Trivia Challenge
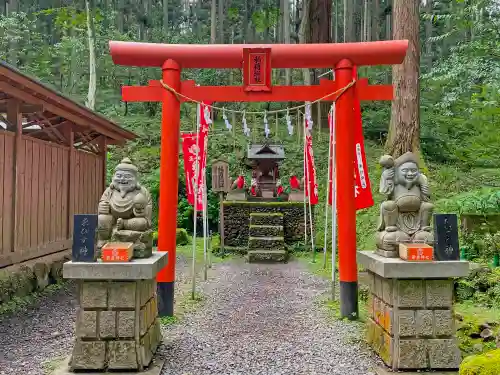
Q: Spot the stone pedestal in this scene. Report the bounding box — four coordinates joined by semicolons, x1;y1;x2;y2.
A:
358;251;469;372
63;252;167;372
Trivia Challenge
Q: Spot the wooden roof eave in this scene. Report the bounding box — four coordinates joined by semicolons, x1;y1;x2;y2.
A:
0;62;136;144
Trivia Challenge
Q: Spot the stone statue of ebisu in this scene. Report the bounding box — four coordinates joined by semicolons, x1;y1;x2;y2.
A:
97;158;153;258
376;152;434;257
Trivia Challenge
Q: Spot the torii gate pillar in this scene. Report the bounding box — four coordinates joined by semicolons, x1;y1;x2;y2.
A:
334;59;358;318
156;60;181;316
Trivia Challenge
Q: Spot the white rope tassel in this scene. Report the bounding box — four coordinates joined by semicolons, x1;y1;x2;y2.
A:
305;102;313;131
242;111;250;137
222;108;232;131
286;109;293;136
203;102;212;125
264;111;270;138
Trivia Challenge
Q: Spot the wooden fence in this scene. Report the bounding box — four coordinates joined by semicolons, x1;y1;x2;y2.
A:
0;130;105;267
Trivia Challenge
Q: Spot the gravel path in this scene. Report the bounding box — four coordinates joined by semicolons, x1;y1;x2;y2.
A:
0;283;77;375
160;258;377;375
0;254;190;375
0;256;376;375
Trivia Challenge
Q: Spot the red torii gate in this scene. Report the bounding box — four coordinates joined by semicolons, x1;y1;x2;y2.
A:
109;40;408;319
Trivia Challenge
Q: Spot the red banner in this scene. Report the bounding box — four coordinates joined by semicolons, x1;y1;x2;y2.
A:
304;113;319;205
328;67;373;210
181;103;212;211
352;68;373;210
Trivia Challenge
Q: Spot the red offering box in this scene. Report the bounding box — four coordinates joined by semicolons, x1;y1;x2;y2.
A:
399;243;434;262
101;242;134;262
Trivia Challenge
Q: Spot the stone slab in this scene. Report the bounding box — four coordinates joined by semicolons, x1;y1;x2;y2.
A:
63;251;168;280
375;367;458;375
52;357;165;375
358;251;469;279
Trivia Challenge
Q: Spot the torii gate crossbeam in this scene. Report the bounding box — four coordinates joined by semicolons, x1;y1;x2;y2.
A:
109;40;408;320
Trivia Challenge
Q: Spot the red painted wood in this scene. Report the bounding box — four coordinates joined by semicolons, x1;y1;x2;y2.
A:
156;60;182;284
122;78;393;103
109;40;408;69
335;60;358;284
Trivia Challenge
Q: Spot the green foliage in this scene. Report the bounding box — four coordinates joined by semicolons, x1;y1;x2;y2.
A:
455;266;500;308
421;0;500;166
440;189;500;215
175;228;190;246
460;349;500;375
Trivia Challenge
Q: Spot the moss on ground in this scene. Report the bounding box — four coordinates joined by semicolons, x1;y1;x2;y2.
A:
459;349;500;375
0;282;67;317
455;302;500;356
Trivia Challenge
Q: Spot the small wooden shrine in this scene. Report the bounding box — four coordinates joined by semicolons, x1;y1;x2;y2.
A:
246;144;285;199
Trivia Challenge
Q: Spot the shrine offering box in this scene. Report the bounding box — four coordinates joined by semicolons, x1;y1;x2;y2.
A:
399;243;434;261
101;242;134;262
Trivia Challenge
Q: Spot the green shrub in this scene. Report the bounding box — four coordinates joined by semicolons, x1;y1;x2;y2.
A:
459;349;500;375
455;266;500;308
176;228;190;245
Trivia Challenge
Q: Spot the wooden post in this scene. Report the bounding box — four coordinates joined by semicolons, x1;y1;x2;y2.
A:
219;191;225;252
62;125;75;238
7;99;22;253
97;136;107;192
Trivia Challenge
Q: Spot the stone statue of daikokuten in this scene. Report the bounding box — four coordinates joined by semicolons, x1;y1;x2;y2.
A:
97;158;153;259
376;152;434;257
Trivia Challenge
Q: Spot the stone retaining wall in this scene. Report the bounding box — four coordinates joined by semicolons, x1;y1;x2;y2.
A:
366;272;461;370
223;201;313;247
0;250;71;306
71;279;161;371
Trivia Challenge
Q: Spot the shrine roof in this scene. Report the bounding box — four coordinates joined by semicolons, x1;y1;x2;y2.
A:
0;61;136;146
247;144;285;160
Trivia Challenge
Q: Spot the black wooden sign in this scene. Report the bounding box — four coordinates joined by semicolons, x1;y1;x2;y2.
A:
433;213;460;261
72;214;98;262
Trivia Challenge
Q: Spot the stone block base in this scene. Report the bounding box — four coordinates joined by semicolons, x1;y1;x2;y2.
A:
70;278;162;371
359;251;467;371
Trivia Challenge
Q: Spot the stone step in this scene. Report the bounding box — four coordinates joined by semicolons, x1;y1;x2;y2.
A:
248;236;284;250
249;225;284;238
247;250;288;263
249;212;283;226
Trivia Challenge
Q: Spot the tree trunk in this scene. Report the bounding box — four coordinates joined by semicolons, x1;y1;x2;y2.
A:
218;0;224;43
309;0;331;85
298;0;311;85
85;0;97;110
144;0;152;39
372;0;379;40
210;0;217;43
117;0;125;32
163;0;169;31
364;0;371;41
284;0;291;85
344;0;354;42
385;0;420;159
385;0;391;40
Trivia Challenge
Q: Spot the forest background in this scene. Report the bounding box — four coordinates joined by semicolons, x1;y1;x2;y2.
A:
0;0;499;246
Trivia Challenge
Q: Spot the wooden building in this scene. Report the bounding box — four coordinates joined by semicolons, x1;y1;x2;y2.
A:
0;62;136;268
